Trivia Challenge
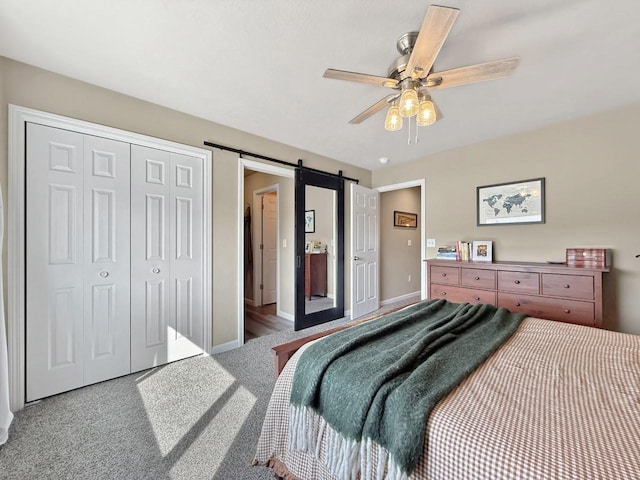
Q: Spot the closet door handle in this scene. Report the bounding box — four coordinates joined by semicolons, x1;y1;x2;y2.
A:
353;256;360;261
152;267;160;274
100;271;109;278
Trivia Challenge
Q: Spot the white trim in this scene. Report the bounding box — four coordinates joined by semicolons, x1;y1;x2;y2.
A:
380;291;421;306
209;340;242;355
375;179;427;301
7;105;212;411
238;158;294;347
277;310;295;322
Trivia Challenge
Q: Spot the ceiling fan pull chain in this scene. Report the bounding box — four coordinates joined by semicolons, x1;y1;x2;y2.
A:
415;118;420;144
407;116;412;145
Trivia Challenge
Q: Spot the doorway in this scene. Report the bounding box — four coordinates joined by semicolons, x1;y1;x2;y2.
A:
240;160;295;344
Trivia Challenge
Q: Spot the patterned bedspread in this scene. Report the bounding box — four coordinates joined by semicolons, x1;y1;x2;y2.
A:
254;317;640;480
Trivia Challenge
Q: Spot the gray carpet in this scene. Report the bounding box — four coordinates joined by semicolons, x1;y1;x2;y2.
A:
0;299;417;480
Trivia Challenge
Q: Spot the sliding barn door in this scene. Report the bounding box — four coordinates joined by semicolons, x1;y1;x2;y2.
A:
130;145;204;372
26;124;131;401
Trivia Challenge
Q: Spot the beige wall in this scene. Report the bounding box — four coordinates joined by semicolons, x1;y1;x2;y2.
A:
373;104;640;335
380;187;421;301
0;57;371;347
243;172;295;316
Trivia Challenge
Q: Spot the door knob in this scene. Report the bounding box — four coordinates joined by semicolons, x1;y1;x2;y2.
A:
99;271;109;278
353;256;360;261
152;267;160;274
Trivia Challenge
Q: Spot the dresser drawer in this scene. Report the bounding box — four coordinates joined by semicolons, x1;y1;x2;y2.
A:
431;285;497;305
498;293;595;327
461;268;496;290
430;266;459;285
542;274;594;300
498;271;539;294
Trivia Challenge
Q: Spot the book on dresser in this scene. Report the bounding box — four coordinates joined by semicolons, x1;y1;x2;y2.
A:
426;259;610;328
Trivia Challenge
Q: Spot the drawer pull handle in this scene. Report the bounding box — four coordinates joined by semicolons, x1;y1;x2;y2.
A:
564;309;571;314
474;276;480;280
514;280;520;284
441;292;446;296
474;296;480;301
441;273;447;277
515;302;521;307
564;284;570;288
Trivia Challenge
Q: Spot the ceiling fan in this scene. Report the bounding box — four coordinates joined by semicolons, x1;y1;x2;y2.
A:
323;5;519;131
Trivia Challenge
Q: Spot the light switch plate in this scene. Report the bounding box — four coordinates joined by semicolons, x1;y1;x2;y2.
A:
427;238;436;247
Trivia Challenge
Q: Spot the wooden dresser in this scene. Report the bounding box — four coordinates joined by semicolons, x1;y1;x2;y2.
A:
426;259;610;328
305;253;327;300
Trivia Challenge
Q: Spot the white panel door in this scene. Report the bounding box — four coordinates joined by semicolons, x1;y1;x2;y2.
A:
131;146;204;372
262;192;277;305
131;146;171;372
350;184;379;319
26;123;85;401
82;135;131;385
26;125;132;401
169;151;204;361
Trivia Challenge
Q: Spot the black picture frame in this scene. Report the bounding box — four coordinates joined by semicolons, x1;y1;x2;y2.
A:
393;210;418;228
477;178;545;226
304;210;315;233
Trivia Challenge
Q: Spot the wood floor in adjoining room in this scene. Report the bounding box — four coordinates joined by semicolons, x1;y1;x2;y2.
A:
245;303;293;340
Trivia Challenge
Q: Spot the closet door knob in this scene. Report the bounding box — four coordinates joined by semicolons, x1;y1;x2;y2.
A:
152;267;160;274
100;271;109;278
353;256;360;261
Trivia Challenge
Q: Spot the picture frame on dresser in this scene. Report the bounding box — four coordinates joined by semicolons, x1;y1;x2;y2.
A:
472;241;492;262
477;178;545;226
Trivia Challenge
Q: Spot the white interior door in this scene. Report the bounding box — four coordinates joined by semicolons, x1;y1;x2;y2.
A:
350;184;379;319
130;145;203;372
26;124;131;401
170;151;204;361
262;192;277;305
82;135;131;385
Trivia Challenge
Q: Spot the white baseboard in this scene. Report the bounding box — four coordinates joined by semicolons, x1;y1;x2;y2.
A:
209;339;241;355
277;310;295;322
380;291;421;306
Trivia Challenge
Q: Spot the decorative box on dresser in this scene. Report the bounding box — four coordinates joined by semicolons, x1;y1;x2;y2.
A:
427;259;610;328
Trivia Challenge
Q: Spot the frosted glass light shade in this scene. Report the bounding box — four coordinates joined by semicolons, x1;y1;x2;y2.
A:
417;99;436;126
384;105;403;131
398;88;419;117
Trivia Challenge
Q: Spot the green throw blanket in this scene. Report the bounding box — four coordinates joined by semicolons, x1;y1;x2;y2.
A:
289;299;526;480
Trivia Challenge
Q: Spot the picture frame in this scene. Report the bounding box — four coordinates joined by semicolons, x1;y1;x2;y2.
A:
304;210;315;233
472;241;493;262
477;178;545;226
393;210;418;228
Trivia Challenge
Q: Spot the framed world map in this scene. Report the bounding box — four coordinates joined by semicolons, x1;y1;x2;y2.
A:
477;178;545;226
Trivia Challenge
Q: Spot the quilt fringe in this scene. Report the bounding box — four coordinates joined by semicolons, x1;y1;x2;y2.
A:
288;405;409;480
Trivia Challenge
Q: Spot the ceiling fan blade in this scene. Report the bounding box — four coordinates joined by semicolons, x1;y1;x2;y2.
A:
349;94;399;124
324;69;399;88
427;57;520;90
405;5;460;80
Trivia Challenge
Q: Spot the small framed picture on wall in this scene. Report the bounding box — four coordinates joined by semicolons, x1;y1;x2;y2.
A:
472;241;493;262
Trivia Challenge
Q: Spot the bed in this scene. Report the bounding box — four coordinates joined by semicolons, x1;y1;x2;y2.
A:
254;299;640;480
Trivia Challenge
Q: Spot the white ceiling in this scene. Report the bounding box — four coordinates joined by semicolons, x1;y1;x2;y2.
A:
1;0;639;171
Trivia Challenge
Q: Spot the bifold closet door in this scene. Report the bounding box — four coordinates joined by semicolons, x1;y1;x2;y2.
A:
130;145;204;373
26;123;131;402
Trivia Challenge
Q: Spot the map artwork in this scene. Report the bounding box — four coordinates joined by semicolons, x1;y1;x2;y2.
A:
478;179;544;225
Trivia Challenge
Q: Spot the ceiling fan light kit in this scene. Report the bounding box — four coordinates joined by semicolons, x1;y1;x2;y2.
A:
323;4;520;134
